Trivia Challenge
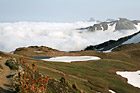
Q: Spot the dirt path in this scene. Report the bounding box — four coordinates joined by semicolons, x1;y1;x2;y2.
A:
37;65;88;82
0;57;15;93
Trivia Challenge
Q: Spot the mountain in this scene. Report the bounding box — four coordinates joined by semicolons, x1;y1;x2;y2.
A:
84;31;140;51
1;43;140;92
88;17;101;23
80;18;140;31
132;20;140;25
88;17;95;22
106;18;115;22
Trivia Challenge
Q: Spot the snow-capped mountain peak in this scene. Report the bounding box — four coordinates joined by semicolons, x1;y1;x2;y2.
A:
81;18;140;31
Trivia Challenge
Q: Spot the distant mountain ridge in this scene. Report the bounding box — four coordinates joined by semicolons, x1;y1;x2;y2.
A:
84;31;140;51
80;18;140;31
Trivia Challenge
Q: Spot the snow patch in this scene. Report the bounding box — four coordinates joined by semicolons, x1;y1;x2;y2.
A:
116;70;140;88
135;23;140;31
42;56;101;63
34;51;43;53
107;23;116;31
100;24;103;31
123;33;140;44
109;90;116;93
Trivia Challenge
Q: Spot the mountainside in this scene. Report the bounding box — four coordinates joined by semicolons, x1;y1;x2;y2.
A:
84;31;140;51
81;18;140;31
1;43;140;92
112;42;140;52
0;53;81;93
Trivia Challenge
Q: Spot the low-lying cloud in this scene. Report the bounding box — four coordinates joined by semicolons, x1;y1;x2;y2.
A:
0;21;138;52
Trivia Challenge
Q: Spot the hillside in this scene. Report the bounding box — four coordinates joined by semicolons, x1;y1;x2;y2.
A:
112;43;140;52
0;52;82;93
13;46;100;57
14;46;72;57
0;43;140;92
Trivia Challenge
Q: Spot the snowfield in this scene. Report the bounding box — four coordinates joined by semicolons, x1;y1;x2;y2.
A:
109;90;116;93
116;70;140;88
42;56;101;63
0;21;139;52
123;33;140;44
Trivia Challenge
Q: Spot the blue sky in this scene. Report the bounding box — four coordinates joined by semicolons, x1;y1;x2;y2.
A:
0;0;140;22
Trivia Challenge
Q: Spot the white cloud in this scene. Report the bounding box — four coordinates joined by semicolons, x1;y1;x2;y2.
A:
0;21;139;52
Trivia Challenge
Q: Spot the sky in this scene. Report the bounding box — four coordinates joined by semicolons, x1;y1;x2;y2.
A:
0;0;140;22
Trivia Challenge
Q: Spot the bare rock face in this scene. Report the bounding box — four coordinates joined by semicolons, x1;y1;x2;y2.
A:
115;18;136;30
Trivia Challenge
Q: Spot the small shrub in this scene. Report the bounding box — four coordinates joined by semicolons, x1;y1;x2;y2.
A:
14;57;50;93
13;57;82;93
5;58;19;70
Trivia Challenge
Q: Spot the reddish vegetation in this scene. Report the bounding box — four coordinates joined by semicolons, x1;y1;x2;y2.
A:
15;57;50;93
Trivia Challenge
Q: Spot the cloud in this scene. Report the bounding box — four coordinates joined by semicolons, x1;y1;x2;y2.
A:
0;21;138;52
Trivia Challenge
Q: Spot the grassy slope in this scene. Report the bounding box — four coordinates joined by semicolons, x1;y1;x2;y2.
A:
0;64;3;69
14;46;84;57
2;43;140;93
